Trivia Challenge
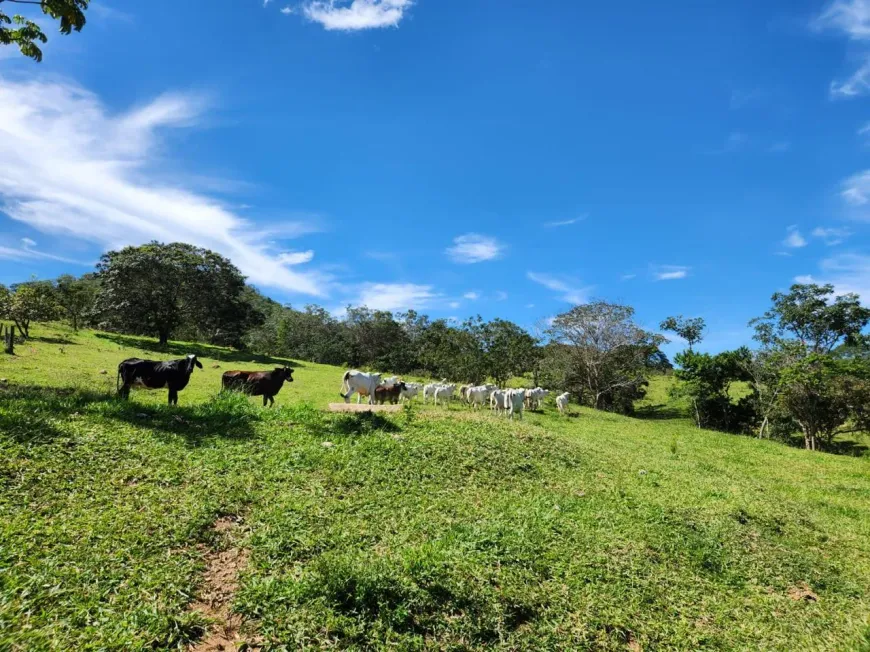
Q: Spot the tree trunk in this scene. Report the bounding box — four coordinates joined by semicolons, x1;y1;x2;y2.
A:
693;399;701;429
158;330;169;346
757;416;768;439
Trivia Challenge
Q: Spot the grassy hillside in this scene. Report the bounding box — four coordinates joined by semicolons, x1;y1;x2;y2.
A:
1;325;869;650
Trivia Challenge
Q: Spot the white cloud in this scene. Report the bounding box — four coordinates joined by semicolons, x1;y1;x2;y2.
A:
812;226;852;245
280;6;295;14
527;272;591;304
860;122;870;138
463;291;479;300
526;303;535;309
544;215;586;228
351;282;436;311
303;0;412;31
783;225;808;248
796;253;870;302
621;273;636;280
21;237;37;248
831;58;870;98
264;0;272;5
495;291;508;301
277;250;314;265
0;77;328;297
813;0;870;40
0;245;88;266
448;301;460;309
841;169;870;208
652;265;690;281
445;233;504;264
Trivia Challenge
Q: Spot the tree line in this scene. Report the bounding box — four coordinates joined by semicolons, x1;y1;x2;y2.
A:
2;241;868;452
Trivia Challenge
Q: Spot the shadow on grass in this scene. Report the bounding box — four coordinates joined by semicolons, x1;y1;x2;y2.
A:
0;383;261;447
634;404;688;421
29;335;78;345
94;333;304;368
331;411;401;436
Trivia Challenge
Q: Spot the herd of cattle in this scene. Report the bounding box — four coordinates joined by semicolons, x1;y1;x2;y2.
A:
340;370;571;419
115;355;571;416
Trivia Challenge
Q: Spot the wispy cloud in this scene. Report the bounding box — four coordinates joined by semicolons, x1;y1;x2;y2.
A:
527;272;592;304
841;170;870;214
621;273;636;281
21;237;37;249
831;57;870;98
812;226;852;245
0;244;89;266
544;214;586;228
813;0;870;40
722;130;748;152
448;301;460;309
351;282;437;311
303;0;412;31
280;6;296;14
495;291;508;301
277;250;315;265
652;265;690;281
796;253;870;302
445;233;504;264
783;225;808;248
0;78;329;297
463;291;479;300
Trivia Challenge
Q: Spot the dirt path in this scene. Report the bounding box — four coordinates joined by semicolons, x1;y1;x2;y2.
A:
188;516;258;651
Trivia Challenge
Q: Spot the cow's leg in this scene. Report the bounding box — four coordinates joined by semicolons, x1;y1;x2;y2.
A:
263;395;268;407
119;383;130;400
168;389;178;405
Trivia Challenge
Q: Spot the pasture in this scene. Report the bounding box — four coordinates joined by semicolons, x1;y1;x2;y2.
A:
1;325;870;650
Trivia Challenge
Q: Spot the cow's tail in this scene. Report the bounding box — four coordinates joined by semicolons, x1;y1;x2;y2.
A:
339;370;351;399
116;363;124;392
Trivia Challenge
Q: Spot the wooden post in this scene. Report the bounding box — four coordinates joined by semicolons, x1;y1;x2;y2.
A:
2;324;13;355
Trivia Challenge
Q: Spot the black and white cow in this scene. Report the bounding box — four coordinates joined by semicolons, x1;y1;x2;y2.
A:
117;354;203;405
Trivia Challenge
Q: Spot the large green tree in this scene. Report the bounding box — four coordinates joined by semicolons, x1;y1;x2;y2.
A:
0;0;88;62
93;242;248;346
750;283;870;451
660;315;706;351
547;301;666;413
54;273;98;331
5;280;59;338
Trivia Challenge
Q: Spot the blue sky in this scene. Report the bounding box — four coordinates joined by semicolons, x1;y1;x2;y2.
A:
1;0;869;357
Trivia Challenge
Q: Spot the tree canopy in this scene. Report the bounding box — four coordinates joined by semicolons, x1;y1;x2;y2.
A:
0;0;88;62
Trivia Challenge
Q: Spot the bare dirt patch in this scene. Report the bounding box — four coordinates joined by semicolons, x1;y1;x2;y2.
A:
188;516;258;652
787;583;819;602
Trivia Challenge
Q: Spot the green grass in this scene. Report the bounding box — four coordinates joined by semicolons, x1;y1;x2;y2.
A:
2;324;870;650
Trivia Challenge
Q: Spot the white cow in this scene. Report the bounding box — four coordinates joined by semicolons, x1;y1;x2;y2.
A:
382;376;400;386
340;370;382;405
467;385;497;410
400;383;421;402
422;383;441;404
556;392;570;415
434;383;457;406
490;389;508;413
526;388;550;410
507;388;526;420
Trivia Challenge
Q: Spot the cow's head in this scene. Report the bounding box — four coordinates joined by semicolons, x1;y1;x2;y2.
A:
277;366;294;382
187;354;203;371
398;382;407;391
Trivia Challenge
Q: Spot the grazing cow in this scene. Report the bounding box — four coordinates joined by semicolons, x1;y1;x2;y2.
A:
423;383;442;404
117;354;203;405
507;389;526;420
467;385;497;410
556;392;570;415
490;389;508;413
340;370;382;405
375;381;407;405
526;388;550;410
434;383;456;406
222;367;294;407
400;383;421;402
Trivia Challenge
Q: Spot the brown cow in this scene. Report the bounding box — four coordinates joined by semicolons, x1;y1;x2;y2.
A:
374;381;407;405
221;367;294;407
